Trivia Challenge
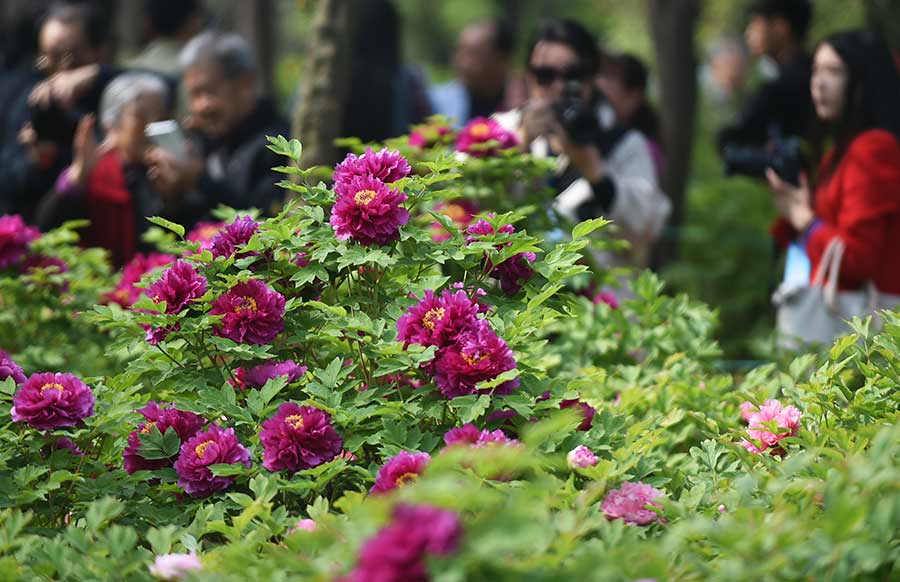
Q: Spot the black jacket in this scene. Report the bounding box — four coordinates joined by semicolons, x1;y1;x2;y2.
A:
194;98;289;215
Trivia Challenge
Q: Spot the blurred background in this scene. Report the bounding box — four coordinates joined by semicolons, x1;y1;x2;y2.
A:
2;0;897;360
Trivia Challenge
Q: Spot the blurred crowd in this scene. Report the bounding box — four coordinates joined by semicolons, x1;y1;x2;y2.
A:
2;0;899;344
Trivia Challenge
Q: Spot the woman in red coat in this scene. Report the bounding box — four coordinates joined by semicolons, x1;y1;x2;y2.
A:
767;30;900;295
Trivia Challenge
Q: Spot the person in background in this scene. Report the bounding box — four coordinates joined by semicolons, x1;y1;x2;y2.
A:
700;37;749;111
430;20;526;128
0;2;118;221
37;72;177;267
718;0;814;153
494;20;670;270
128;0;205;81
341;0;430;142
595;53;665;178
145;31;288;216
768;30;900;299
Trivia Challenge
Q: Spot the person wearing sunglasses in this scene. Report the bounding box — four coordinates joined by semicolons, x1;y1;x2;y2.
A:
494;19;670;270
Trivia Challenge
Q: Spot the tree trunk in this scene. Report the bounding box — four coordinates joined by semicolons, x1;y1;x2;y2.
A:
291;0;352;169
236;0;277;96
648;0;701;269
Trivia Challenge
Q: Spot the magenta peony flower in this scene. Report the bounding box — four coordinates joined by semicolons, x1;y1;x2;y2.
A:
259;403;343;472
455;117;518;157
11;372;94;429
560;398;595;432
0;350;26;385
567;445;598;468
210;279;285;345
173;424;251;497
601;481;664;526
123;402;206;474
229;360;307;390
345;504;461;582
370;451;431;495
105;253;175;307
396;288;483;349
186;221;226;253
433;319;519;399
0;214;40;269
149;553;203;580
20;253;68;275
49;436;84;456
147;261;208;314
210;216;259;259
293;251;310;268
593;290;620;309
466;219;536;295
330;175;409;246
409;122;453;149
740;399;802;454
333;147;411;185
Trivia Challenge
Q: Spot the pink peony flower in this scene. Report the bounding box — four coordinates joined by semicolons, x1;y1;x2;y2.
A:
149;553;203;580
333;147;411;185
0;214;39;269
210;279;285;345
593;290;620;309
345;504;461;582
567;445;598;469
560;398;595;432
186;221;226;253
289;518;317;534
259;403;343;472
740;399;802;455
229;360;307;390
105;253;175;307
455;116;518;157
123;402;206;474
210;215;260;259
370;451;431;495
396;288;483;350
330;175;409;246
466;219;536;295
433;319;519;399
11;372;94;429
443;423;520;448
20;253;67;276
173;424;251;497
0;350;26;385
409;122;453;149
601;481;664;526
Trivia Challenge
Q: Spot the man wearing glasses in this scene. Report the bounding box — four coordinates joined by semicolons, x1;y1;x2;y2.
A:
495;20;670;270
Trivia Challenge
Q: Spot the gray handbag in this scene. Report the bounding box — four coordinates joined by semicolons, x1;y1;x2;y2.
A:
773;237;900;350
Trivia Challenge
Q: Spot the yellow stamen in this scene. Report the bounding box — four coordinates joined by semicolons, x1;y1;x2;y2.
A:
469;123;491;138
40;383;65;395
235;296;258;314
285;414;304;429
395;472;419;487
354;189;377;206
195;441;213;459
140;421;156;434
422;307;445;331
461;352;487;366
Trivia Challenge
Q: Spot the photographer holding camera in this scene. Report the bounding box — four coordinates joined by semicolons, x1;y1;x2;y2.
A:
718;0;814;179
495;20;670;269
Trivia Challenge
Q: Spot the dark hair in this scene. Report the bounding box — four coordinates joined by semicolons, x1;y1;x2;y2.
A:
749;0;813;41
491;20;515;57
41;2;108;50
144;0;201;38
526;19;600;77
602;53;662;147
812;29;900;177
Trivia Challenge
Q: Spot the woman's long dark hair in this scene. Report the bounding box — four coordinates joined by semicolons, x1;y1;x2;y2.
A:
603;53;663;149
812;30;900;178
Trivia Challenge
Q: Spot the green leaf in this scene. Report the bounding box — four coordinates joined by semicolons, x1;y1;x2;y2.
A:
316;357;343;389
137;426;182;460
572;217;610;240
146;216;185;238
448;394;491;424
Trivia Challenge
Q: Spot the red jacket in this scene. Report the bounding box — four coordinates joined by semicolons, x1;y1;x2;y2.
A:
84;150;136;268
772;129;900;293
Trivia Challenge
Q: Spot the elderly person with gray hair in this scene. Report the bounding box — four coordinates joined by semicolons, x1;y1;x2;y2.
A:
144;31;288;215
37;71;185;266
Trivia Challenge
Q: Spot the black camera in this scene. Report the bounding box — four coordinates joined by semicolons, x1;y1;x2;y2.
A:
723;131;805;185
553;81;600;145
29;100;79;145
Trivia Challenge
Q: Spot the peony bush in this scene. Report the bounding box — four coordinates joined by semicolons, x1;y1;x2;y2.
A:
0;134;896;581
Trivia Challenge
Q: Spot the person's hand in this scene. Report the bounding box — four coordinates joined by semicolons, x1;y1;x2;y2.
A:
520;100;559;148
554;132;605;183
29;64;100;110
18;122;59;169
767;168;815;231
145;146;203;205
70;115;103;185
